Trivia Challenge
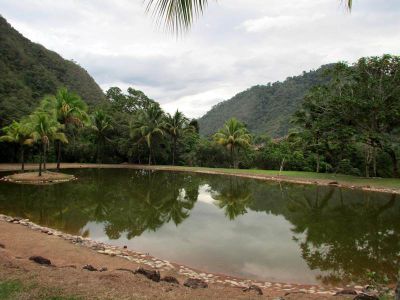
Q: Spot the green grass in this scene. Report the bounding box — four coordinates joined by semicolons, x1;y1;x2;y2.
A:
0;280;23;300
0;279;83;300
155;165;400;190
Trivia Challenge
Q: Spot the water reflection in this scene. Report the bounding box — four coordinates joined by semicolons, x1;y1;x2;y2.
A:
0;169;399;285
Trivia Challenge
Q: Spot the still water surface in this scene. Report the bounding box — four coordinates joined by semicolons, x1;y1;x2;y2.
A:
0;169;399;285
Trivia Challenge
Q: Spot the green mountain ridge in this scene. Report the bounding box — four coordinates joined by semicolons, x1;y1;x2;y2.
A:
198;65;332;138
0;15;105;128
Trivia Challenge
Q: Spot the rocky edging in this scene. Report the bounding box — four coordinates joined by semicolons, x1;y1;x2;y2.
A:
0;213;394;299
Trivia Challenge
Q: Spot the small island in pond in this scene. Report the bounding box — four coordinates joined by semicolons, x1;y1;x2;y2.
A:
1;171;75;185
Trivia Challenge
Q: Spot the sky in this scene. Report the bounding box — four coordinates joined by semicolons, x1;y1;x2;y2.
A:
0;0;399;118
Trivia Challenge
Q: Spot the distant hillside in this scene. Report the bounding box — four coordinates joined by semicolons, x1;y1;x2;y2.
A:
198;66;332;137
0;16;105;127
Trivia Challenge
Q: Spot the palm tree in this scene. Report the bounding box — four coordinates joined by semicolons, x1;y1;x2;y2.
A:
41;88;88;170
91;110;113;163
146;0;353;33
29;112;68;176
0;120;33;172
165;110;189;165
130;104;166;165
214;118;251;168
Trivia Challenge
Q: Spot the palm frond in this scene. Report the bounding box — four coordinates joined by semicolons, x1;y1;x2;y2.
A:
146;0;208;34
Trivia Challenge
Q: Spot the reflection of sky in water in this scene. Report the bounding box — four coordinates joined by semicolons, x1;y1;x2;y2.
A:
82;184;318;284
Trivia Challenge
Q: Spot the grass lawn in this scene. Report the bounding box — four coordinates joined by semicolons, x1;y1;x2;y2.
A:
157;165;400;190
0;279;82;300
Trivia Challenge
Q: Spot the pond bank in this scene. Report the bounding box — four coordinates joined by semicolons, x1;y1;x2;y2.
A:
0;214;364;299
1;163;400;194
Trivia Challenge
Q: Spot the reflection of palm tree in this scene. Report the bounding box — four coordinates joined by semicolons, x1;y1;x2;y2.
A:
287;186;334;234
211;177;253;220
285;187;400;285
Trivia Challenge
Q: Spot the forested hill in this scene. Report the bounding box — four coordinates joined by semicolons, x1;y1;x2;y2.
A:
198;65;332;137
0;16;105;127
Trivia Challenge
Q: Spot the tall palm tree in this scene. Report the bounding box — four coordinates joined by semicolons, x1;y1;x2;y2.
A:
0;120;33;172
214;118;251;168
29;112;68;176
165;110;189;165
130;104;166;165
91;110;113;163
41;88;88;170
146;0;353;33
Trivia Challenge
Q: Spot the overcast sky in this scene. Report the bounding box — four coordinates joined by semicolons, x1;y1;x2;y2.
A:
1;0;399;118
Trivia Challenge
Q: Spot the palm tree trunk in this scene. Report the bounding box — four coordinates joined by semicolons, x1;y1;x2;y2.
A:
39;147;43;177
43;143;47;172
148;149;152;165
172;138;177;165
57;140;62;170
20;146;24;173
230;146;234;168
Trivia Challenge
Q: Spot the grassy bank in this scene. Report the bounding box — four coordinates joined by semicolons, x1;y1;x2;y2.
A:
149;165;400;190
1;163;400;191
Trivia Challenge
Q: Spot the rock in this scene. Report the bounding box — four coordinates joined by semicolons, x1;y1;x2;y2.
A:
184;278;208;289
99;267;108;272
329;181;339;185
123;245;127;249
243;285;263;295
161;276;180;285
83;264;98;271
116;268;135;274
134;267;160;282
353;293;379;300
335;289;358;296
0;243;4;249
362;286;378;294
29;256;51;265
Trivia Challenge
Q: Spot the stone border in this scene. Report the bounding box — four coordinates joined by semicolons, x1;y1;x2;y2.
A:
0;213;378;296
0;174;76;185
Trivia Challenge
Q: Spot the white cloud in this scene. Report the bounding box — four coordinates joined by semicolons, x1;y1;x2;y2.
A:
240;14;325;32
0;0;399;118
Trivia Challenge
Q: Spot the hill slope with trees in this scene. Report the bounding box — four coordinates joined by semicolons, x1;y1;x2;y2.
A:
198;66;332;137
0;15;105;128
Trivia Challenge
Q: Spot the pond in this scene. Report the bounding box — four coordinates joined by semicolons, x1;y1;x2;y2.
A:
0;168;399;286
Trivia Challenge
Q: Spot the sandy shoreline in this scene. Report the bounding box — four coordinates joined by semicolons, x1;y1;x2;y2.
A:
0;214;362;299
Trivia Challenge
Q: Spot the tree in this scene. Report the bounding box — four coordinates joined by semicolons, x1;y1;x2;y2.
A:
214;118;252;168
0;120;32;172
165;110;189;165
41;88;88;170
91;110;113;163
29;112;68;176
106;87;156;113
146;0;353;33
130;103;166;165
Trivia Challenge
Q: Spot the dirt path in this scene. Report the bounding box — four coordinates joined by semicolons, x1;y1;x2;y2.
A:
0;219;350;300
0;163;399;194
